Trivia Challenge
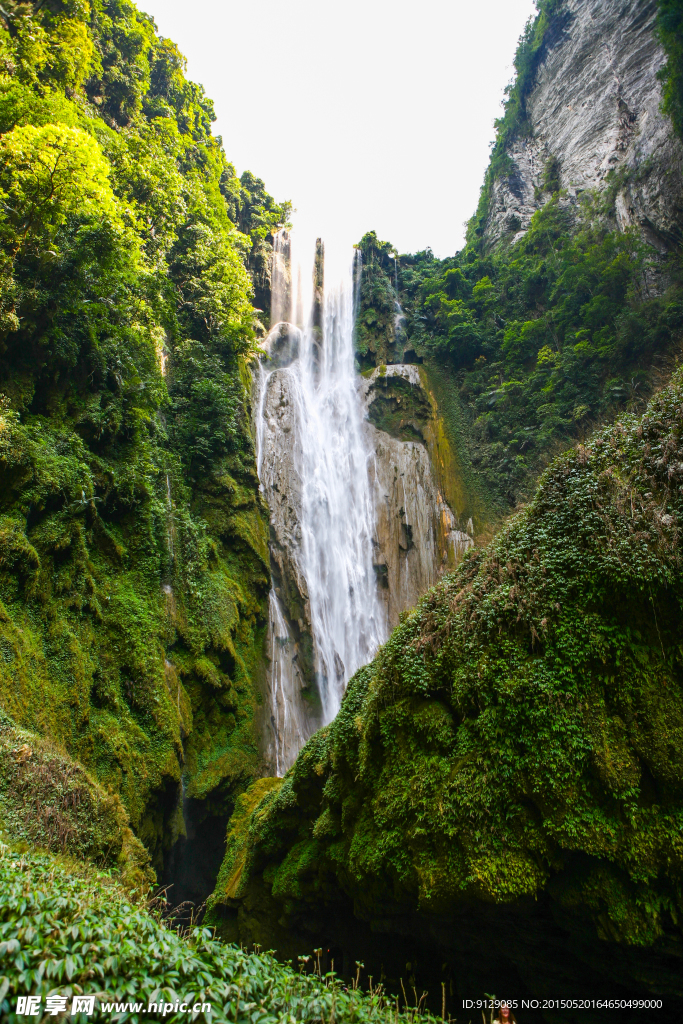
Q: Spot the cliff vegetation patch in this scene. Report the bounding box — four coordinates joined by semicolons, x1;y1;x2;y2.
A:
208;368;683;1009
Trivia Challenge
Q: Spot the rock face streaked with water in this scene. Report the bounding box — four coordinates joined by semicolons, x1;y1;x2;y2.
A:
254;235;472;773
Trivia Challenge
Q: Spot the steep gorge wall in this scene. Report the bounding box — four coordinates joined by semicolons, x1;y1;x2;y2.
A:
209;365;683;1017
0;0;287;902
484;0;683;249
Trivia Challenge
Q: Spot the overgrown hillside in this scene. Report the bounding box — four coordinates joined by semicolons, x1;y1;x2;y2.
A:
0;0;288;887
208;366;683;1014
358;197;683;509
398;196;683;507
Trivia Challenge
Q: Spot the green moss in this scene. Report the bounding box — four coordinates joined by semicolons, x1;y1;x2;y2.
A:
0;708;154;891
419;364;501;540
211;370;683;997
367;374;431;442
0;0;277;877
210;777;283;903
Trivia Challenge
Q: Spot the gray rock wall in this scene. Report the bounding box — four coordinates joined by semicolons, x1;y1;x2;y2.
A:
485;0;683;250
256;362;474;691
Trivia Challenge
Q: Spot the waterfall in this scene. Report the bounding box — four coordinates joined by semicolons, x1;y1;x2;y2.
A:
256;230;385;773
390;252;406;346
266;590;307;778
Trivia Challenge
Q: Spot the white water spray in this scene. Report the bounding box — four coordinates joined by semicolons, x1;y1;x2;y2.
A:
256;230;385;772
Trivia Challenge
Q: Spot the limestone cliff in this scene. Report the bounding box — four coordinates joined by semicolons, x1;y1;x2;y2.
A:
361;365;473;629
483;0;683;250
254;339;316;717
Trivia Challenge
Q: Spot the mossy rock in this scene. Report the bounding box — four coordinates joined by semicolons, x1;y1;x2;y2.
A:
0;708;154;892
209;370;683;1011
367;374;431;443
0;399;270;877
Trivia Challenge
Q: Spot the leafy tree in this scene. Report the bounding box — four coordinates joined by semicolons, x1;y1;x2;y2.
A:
0;123;121;253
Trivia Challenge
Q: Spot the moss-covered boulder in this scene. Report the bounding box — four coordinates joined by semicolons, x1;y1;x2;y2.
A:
207;370;683;1014
0;709;154;891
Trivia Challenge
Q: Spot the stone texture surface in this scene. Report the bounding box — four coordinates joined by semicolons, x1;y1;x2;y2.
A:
360;365;473;630
255;366;313;684
485;0;683;250
255;362;474;665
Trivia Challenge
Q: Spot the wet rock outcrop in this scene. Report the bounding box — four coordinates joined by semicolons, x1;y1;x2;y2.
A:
256;367;309;651
361;365;473;629
254;358;316;703
484;0;683;250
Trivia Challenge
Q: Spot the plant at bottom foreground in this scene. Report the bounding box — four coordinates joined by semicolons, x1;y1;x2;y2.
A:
0;845;442;1024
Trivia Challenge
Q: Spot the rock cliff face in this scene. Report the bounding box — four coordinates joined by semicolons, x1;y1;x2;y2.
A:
361;365;473;629
254;356;474;746
254;351;318;771
485;0;683;249
255;357;312;677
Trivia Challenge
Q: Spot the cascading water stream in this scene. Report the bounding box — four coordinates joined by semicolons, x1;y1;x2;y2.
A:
265;589;302;779
389;252;407;345
256;230;385;773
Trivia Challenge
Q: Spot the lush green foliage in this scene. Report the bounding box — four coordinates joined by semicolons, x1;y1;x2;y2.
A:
0;0;288;871
0;843;441;1023
354;232;401;369
391;195;683;505
209;371;683;1000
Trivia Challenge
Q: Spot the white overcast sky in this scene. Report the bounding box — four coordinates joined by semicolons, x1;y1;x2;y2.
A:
141;0;538;257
